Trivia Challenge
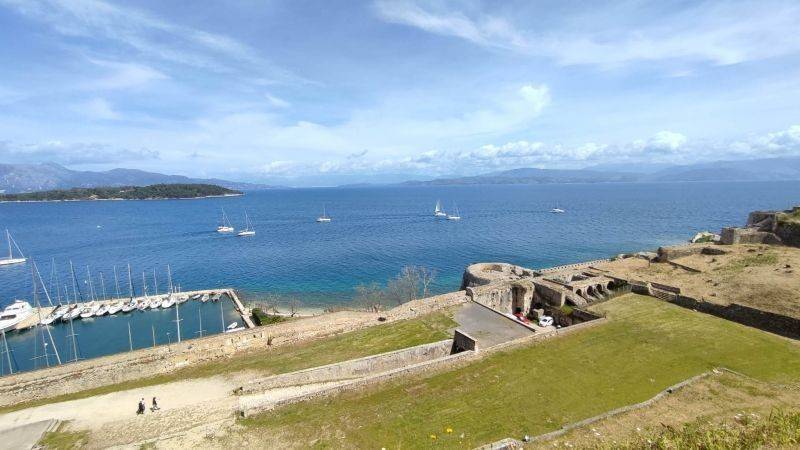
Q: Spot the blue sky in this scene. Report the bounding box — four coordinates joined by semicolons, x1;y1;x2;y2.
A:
0;0;799;186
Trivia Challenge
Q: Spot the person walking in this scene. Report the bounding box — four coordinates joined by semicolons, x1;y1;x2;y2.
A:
151;397;160;411
137;398;145;415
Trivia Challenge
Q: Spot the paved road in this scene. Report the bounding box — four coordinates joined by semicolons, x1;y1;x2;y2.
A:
454;303;534;348
0;419;55;450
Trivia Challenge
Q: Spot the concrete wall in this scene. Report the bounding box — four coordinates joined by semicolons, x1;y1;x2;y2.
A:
452;329;477;353
0;291;468;408
466;282;535;314
238;340;453;394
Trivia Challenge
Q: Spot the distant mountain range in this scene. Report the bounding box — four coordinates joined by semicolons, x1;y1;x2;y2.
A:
403;156;800;186
0;163;277;193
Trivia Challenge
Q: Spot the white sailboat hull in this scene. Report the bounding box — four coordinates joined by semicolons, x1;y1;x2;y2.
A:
237;230;255;236
217;226;234;233
316;217;331;223
0;257;26;266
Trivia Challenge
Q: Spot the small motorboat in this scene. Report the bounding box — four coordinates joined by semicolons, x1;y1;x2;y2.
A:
211;293;222;302
176;295;189;304
200;294;209;303
189;294;202;301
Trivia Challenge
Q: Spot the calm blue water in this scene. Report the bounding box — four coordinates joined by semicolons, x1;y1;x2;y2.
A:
1;181;799;374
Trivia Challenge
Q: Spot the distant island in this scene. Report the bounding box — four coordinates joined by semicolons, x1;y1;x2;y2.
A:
0;183;242;202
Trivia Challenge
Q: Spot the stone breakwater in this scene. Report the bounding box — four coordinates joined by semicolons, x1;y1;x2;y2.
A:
0;292;468;408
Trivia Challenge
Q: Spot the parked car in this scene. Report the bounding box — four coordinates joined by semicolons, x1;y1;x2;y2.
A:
538;315;554;327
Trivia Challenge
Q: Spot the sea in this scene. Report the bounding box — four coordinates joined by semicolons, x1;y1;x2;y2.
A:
1;181;799;374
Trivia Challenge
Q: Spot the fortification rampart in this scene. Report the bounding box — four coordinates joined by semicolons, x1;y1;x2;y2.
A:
0;291;468;408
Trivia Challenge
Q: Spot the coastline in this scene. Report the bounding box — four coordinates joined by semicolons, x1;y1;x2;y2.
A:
0;193;244;204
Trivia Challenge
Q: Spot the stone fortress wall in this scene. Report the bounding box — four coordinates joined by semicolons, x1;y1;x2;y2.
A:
0;291;468;408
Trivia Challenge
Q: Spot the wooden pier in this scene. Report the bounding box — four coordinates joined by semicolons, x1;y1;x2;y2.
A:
14;288;255;331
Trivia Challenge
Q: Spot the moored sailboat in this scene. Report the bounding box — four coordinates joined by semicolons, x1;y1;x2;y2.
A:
0;230;26;266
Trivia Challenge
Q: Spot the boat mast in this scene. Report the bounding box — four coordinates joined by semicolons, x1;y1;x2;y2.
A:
220;300;225;332
99;272;108;301
33;261;62;365
153;268;158;295
1;329;12;375
113;266;121;299
86;266;97;301
127;264;134;300
5;229;11;259
69;260;82;302
142;272;148;299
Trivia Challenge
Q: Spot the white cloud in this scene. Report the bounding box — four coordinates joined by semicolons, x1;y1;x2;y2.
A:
373;0;800;67
73;98;120;120
0;139;159;164
264;93;291;108
0;0;294;80
88;59;168;90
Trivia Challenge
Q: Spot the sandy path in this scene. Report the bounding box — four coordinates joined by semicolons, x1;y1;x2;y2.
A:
0;376;237;431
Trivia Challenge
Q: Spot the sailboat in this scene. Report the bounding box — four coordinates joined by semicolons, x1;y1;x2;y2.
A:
217;208;235;233
550;204;565;213
0;230;26;266
434;200;447;217
446;205;461;221
237;212;256;236
316;205;332;223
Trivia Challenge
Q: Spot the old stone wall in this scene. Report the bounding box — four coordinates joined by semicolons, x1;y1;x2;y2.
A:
0;291;468;408
238;339;453;394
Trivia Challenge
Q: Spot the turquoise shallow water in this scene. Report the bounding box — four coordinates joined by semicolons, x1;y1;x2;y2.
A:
1;181;799;374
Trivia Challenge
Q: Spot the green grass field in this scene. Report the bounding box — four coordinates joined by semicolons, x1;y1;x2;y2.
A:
1;310;457;414
241;294;800;449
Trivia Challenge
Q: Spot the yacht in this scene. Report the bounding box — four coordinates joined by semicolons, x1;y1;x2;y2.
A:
107;301;124;315
161;296;175;309
434;200;447;217
316;205;332;223
94;304;109;317
136;300;149;311
446;205;462;221
550;207;565;214
79;303;100;319
40;304;69;326
121;300;137;313
217;208;235;233
62;305;80;322
0;300;33;333
149;297;163;309
237;212;255;236
0;230;26;266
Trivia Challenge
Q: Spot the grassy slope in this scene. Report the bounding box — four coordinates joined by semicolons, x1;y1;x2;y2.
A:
1;310;457;414
242;294;800;449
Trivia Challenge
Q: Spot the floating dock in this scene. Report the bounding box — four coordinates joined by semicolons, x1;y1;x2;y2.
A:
14;288;254;331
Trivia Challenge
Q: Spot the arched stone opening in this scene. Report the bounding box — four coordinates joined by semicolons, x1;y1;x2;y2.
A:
511;285;528;315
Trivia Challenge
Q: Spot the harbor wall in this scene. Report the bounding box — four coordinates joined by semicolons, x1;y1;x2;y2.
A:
0;291;468;408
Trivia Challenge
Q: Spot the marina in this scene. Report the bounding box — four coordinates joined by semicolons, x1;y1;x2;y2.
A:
0;288;252;375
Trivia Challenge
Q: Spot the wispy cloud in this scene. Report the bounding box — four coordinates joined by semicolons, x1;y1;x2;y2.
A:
373;0;800;67
0;139;159;165
0;0;295;81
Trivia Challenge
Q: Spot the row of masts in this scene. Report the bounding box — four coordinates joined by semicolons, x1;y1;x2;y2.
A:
0;259;229;376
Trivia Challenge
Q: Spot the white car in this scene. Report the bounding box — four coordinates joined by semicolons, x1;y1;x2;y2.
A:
538;315;554;327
